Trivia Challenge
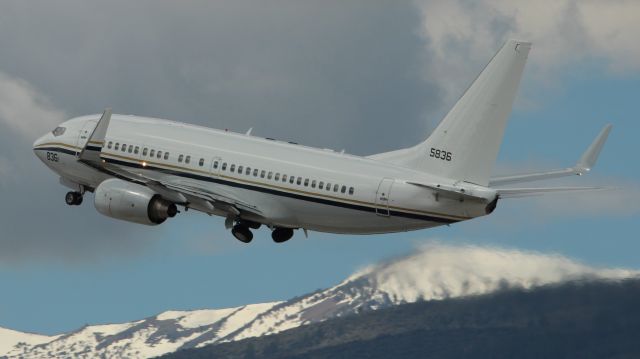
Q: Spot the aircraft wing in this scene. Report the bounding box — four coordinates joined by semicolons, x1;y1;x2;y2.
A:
78;108;112;162
489;124;612;186
495;186;605;198
100;162;264;218
77;109;264;219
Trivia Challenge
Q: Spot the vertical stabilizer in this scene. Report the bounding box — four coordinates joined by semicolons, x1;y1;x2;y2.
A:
369;40;531;186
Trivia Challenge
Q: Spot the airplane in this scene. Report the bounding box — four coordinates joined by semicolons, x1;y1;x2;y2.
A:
33;40;612;244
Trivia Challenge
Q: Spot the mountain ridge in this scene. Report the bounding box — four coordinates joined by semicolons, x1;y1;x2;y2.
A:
2;243;637;358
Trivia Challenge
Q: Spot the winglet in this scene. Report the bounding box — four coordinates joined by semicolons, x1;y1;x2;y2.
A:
576;124;612;173
78;108;112;162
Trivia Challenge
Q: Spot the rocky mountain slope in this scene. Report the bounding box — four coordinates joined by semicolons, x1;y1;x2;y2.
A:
1;243;636;359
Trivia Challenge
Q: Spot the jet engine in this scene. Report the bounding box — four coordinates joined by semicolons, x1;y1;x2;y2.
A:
94;179;177;225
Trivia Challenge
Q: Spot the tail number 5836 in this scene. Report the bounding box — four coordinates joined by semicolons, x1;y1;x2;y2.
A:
429;148;452;161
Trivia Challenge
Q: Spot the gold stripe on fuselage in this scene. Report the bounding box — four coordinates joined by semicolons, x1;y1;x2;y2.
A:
101;152;470;221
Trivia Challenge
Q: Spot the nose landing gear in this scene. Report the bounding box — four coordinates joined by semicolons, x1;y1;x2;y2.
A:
65;191;83;206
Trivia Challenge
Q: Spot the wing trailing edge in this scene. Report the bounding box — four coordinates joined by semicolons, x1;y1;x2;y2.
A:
489;124;612;186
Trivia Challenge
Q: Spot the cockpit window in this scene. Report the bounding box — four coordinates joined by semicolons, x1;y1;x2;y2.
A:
52;126;66;137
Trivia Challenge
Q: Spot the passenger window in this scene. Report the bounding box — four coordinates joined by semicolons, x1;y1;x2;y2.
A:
289;176;295;184
334;184;339;192
157;151;162;159
319;181;324;190
107;141;113;149
213;161;219;169
143;148;148;156
150;149;155;157
165;152;170;160
179;155;184;163
260;170;265;178
245;167;251;175
253;169;258;177
304;179;309;187
121;143;127;152
275;173;280;181
222;163;227;171
129;145;134;153
115;143;120;151
185;156;190;164
341;185;346;194
311;180;316;188
134;146;139;154
326;183;331;191
282;174;287;182
268;172;273;180
238;166;243;174
199;158;205;167
349;187;354;195
230;164;236;173
296;177;302;185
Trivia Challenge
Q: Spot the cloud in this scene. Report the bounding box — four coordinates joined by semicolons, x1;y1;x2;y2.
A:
413;0;640;102
347;242;637;303
0;1;636;264
0;71;66;139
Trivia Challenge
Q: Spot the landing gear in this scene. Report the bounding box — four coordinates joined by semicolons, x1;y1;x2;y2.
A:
272;228;294;243
65;191;83;206
239;220;261;230
232;224;253;243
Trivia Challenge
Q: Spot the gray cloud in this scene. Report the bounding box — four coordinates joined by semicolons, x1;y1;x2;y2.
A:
0;0;444;262
0;0;443;154
1;1;638;263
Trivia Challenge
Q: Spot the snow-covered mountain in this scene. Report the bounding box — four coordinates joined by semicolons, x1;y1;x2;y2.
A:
0;328;57;356
2;243;636;359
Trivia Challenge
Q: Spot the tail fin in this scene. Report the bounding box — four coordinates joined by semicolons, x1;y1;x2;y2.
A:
369;40;531;186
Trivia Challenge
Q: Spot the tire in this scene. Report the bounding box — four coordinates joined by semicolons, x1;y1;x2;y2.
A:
272;228;294;243
65;192;81;206
232;225;253;243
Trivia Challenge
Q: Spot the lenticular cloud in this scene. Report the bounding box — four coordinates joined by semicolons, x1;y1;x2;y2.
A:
345;242;638;304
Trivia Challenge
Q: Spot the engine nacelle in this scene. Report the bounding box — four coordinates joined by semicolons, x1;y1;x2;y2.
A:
94;179;177;225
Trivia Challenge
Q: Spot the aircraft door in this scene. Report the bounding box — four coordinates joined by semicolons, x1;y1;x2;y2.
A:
76;120;98;148
375;178;394;216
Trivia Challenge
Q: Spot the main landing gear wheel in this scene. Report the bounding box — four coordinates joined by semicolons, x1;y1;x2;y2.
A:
232;224;253;243
272;228;294;243
65;191;83;206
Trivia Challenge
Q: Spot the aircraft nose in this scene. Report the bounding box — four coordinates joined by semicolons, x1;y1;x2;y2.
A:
33;133;49;151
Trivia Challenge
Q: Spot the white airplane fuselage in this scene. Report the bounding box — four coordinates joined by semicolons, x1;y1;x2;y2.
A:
33;115;490;234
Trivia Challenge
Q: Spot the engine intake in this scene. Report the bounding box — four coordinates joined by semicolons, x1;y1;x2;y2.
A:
94;179;177;225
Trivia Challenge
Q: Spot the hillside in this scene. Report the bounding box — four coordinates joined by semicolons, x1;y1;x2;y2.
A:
161;278;640;359
1;244;636;358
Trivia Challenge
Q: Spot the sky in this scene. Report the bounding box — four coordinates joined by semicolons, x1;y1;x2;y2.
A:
0;0;638;335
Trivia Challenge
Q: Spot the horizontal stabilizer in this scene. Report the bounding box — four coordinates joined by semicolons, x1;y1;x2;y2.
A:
407;181;497;202
489;124;612;186
496;186;604;198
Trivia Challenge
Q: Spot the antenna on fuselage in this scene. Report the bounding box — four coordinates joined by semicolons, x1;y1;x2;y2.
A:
245;128;253;136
